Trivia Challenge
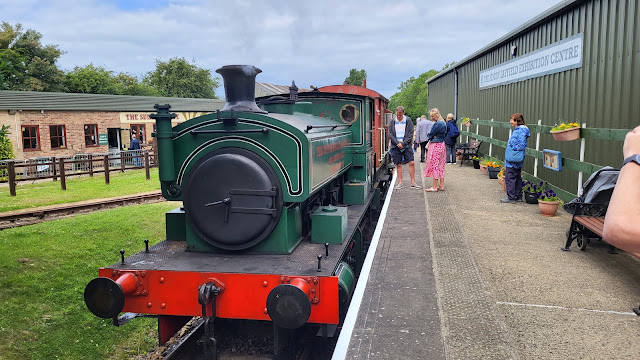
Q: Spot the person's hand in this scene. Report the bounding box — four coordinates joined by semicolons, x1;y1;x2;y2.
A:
397;143;404;149
623;125;640;158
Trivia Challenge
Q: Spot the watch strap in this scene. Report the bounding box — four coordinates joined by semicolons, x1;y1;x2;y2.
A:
621;154;640;168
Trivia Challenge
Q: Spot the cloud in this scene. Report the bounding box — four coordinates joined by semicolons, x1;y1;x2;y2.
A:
2;0;562;98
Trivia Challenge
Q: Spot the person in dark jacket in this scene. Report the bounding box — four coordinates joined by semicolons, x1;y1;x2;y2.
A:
423;108;447;192
388;106;420;190
501;113;530;203
444;113;460;164
130;134;142;167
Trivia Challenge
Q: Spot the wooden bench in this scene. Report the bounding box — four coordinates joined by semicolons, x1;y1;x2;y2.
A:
456;139;482;166
562;203;617;253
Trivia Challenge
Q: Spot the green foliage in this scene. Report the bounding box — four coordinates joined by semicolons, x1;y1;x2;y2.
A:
0;124;14;160
389;69;438;121
144;57;220;99
0;201;177;359
0;22;66;92
344;68;367;86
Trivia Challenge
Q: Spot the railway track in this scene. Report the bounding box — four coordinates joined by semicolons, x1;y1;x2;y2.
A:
151;317;334;360
0;191;165;230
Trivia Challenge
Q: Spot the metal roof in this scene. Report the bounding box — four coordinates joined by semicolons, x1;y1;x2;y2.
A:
427;0;585;83
255;82;311;97
0;90;225;112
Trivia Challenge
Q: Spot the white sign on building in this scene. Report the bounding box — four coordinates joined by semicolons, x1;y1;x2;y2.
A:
479;33;583;89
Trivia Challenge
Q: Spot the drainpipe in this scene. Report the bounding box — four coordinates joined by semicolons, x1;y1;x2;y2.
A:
454;68;458;120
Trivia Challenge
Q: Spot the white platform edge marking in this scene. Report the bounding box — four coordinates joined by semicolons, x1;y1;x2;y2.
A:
331;171;397;360
496;301;637;316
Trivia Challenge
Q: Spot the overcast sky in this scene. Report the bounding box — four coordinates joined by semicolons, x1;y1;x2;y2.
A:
2;0;562;99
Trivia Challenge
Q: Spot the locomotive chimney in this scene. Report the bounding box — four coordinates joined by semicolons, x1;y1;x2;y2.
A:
216;65;267;114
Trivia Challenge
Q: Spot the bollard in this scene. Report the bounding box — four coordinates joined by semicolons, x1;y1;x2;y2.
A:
104;155;110;185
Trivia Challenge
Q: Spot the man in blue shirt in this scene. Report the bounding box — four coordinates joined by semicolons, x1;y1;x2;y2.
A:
415;115;434;162
388;106;420;190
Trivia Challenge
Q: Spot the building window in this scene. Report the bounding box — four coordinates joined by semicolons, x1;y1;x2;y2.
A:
131;124;146;143
84;124;98;147
50;125;67;149
22;125;40;151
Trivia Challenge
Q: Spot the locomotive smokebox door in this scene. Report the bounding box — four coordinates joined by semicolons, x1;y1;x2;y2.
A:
184;147;283;250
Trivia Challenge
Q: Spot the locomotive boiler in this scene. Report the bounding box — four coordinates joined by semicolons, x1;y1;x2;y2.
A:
83;65;391;356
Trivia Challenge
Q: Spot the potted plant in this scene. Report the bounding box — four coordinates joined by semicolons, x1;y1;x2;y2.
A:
472;156;481;169
486;161;501;179
550;122;580;141
538;189;562;216
461;117;471;128
497;167;506;192
522;180;544;204
479;159;489;176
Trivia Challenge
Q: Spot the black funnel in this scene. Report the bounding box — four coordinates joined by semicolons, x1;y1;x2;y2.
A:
216;65;267;114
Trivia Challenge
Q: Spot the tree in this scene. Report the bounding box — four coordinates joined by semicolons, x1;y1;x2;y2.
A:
389;69;438;121
0;22;66;92
0;125;14;160
144;57;220;99
344;69;367;86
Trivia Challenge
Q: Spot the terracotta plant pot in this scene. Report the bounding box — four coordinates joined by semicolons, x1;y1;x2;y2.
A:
498;176;506;192
464;122;471;128
473;160;480;169
480;164;488;176
487;167;500;179
538;200;560;216
550;127;580;141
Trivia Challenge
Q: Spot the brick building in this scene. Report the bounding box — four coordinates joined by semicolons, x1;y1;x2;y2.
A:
0;91;224;160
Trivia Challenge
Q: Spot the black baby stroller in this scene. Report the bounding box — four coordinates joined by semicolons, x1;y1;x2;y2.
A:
561;166;619;252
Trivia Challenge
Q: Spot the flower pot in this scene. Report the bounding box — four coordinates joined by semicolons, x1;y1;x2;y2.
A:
472;160;480;169
498;176;506;192
550;127;580;141
538;200;560;216
464;122;471;128
480;164;488;176
487;167;500;179
523;191;539;204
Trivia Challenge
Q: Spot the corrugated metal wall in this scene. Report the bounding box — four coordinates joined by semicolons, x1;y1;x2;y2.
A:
428;0;640;195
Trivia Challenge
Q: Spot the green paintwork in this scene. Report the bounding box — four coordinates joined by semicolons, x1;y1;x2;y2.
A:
165;207;186;241
311;205;348;244
186;205;303;254
342;180;368;205
335;261;355;301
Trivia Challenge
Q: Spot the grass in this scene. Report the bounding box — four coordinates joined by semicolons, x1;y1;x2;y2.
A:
0;168;161;213
0;201;180;360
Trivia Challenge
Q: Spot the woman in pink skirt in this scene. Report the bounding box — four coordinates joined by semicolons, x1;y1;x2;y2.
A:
424;108;448;192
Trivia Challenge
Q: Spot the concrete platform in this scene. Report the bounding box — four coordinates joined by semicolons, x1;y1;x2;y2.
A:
343;160;640;359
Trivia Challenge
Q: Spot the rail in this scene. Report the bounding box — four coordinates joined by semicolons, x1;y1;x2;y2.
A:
0;150;157;196
460;118;630;201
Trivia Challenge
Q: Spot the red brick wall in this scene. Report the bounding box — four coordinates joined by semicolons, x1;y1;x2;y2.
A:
17;110;120;159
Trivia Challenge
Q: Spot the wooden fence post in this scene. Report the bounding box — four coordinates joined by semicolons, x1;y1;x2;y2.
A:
51;156;57;181
8;161;16;196
59;158;66;191
88;154;94;177
145;151;150;180
120;152;125;172
104;155;110;185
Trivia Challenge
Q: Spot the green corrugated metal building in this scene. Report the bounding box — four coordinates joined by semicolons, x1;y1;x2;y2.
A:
427;0;639;197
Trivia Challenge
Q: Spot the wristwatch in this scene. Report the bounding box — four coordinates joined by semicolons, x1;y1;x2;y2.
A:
621;154;640;168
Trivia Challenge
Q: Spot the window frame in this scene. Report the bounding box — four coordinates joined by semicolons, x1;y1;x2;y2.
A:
49;124;67;150
130;124;146;144
22;125;41;151
84;124;99;147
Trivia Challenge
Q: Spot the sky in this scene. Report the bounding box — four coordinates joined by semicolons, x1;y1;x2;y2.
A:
1;0;563;99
